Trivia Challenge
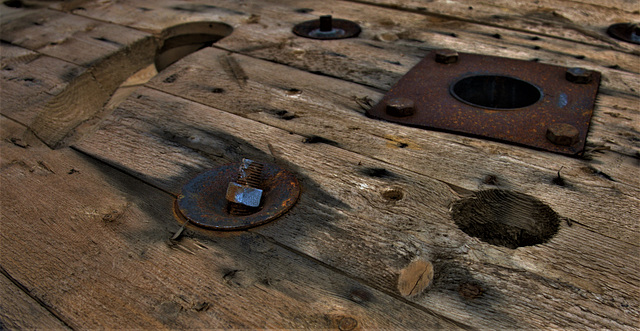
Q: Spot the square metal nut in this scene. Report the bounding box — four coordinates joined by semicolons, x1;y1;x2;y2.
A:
226;182;263;207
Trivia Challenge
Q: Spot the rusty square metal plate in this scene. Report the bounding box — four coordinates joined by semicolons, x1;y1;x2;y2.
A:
366;50;601;155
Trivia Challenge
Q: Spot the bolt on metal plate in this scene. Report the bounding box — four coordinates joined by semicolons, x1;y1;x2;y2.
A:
366;50;601;155
175;160;300;230
293;15;361;40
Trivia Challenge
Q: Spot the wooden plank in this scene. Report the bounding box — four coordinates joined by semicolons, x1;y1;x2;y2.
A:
143;48;640;244
64;0;640;158
2;1;638;329
74;86;639;329
0;49;84;125
0;116;460;329
1;8;156;91
347;0;640;52
0;271;69;330
1;7;157;148
66;0;640;89
1;8;147;67
60;0;640;54
50;0;251;34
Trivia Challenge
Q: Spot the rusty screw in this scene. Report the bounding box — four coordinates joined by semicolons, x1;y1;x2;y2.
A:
565;67;593;84
435;49;459;64
385;97;415;117
546;123;579;146
226;159;264;215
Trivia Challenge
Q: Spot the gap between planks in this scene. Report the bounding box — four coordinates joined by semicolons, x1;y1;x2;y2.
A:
0;266;72;330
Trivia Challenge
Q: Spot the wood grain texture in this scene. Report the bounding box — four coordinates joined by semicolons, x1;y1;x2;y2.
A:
397;259;434;297
74;86;639;329
348;0;640;52
66;0;639;160
0;45;84;125
68;0;640;89
2;0;639;329
144;48;639;245
1;6;157;148
0;271;69;330
0;116;461;330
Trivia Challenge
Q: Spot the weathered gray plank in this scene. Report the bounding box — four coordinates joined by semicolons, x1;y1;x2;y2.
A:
63;0;640;160
2;1;638;329
66;0;640;91
0;44;83;125
74;86;640;329
144;48;640;245
347;0;640;52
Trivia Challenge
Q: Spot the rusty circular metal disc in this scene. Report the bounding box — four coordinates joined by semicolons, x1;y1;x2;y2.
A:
175;162;300;230
607;23;640;45
292;18;361;40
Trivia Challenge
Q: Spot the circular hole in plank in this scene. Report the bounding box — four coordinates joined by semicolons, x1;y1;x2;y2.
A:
450;75;542;110
155;21;233;71
451;189;560;248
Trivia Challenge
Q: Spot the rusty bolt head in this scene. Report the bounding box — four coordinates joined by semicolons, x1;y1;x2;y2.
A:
546;123;579;146
565;67;593;84
385;97;415;117
435;49;459;64
226;182;263;207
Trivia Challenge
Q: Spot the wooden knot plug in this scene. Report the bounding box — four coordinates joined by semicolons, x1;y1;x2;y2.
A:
397;259;434;297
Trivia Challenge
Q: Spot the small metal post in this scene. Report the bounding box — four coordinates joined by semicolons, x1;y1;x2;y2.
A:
319;15;333;32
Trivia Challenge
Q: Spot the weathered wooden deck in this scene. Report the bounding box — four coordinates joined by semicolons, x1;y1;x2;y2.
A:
1;0;639;329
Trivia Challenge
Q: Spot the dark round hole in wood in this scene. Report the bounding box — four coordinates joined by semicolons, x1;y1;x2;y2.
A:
381;187;404;201
450;75;542;110
451;189;560;248
155;21;233;71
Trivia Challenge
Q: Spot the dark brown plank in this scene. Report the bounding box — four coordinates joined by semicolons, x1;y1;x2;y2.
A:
0;270;69;330
74;86;640;329
0;116;460;329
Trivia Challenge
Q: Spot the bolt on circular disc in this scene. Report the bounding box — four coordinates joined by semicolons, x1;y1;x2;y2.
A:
175;162;300;230
293;17;361;40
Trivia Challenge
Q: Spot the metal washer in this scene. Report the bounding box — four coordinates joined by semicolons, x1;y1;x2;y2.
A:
293;17;361;40
175;162;300;230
